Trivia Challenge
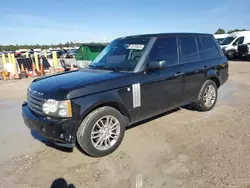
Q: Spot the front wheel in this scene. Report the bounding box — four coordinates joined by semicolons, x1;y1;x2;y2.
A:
77;106;125;157
193;80;218;112
227;51;234;60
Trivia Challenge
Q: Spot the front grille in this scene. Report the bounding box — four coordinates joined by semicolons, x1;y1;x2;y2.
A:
27;92;45;116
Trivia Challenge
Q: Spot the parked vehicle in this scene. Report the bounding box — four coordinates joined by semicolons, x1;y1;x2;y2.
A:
15;51;27;57
214;34;229;44
28;50;35;58
45;50;52;58
22;33;229;157
238;43;250;60
66;49;77;58
220;31;250;60
47;50;67;58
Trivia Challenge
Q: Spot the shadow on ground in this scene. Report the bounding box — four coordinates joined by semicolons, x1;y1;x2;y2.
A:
50;178;75;188
127;107;181;130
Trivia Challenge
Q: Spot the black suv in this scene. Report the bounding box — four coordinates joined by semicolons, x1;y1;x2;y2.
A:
22;33;229;157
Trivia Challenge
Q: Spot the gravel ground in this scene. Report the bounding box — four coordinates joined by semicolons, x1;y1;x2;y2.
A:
1;61;250;188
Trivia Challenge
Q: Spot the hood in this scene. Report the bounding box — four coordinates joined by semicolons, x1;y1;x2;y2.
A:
30;69;138;100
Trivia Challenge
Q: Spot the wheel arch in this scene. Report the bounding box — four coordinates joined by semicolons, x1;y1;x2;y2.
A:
208;76;220;88
80;100;131;127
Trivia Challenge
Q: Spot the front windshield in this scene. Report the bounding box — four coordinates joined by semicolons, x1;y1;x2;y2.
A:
217;38;225;43
91;37;150;71
221;36;236;45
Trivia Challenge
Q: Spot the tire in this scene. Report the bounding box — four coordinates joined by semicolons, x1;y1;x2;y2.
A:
193;80;218;112
227;51;234;60
77;106;125;157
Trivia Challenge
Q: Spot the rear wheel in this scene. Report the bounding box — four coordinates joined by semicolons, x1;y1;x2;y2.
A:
193;80;218;112
77;106;125;157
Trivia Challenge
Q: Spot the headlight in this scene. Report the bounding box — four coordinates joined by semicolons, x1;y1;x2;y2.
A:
42;99;72;117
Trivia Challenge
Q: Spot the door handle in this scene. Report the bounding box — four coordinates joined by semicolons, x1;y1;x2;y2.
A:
203;66;208;70
175;72;184;77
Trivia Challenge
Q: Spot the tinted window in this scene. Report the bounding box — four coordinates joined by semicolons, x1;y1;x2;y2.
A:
221;37;236;45
197;37;203;52
179;36;198;62
200;36;220;59
149;37;178;66
89;46;106;52
233;37;244;45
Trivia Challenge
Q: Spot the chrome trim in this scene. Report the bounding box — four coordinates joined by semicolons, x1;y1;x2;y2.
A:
132;83;141;108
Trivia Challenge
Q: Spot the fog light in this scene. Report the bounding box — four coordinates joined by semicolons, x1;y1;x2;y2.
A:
58;109;67;117
60;133;64;139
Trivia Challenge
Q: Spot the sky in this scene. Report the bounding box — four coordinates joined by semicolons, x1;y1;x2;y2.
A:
0;0;249;45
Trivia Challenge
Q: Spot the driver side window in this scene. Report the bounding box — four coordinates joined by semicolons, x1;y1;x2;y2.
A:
149;37;178;66
233;37;244;45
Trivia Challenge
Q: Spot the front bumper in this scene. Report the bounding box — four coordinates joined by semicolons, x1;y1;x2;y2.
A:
221;74;229;86
22;102;76;147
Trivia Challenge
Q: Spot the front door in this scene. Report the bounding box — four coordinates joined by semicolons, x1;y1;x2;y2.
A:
130;37;184;122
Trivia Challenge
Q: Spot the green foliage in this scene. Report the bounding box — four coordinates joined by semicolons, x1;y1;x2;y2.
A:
0;41;108;52
227;29;248;34
214;28;226;34
215;28;248;35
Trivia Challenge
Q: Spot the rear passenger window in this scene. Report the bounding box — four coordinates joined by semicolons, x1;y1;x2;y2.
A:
149;37;178;66
200;37;220;59
179;36;198;62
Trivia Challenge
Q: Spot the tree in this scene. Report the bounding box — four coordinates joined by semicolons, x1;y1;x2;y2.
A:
66;41;70;48
227;29;248;34
214;28;226;34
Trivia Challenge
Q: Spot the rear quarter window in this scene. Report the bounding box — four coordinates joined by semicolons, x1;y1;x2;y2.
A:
179;36;199;63
200;36;220;59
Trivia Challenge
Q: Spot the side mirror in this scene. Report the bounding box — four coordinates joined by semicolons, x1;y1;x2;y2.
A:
234;42;239;46
148;60;166;70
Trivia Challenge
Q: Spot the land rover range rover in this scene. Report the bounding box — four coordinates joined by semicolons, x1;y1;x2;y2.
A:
22;33;229;157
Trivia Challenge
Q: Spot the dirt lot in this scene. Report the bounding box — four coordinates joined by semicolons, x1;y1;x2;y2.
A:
1;61;250;188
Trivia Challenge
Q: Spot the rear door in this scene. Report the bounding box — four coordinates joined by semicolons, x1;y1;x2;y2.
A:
179;35;207;102
200;36;226;77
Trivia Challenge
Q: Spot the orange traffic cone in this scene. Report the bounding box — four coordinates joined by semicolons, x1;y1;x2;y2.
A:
32;63;37;77
1;72;7;80
25;68;32;77
70;63;74;71
14;67;20;79
40;57;44;76
57;67;64;73
9;72;13;80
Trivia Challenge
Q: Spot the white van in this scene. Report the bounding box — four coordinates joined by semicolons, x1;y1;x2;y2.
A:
214;34;229;44
220;31;250;59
